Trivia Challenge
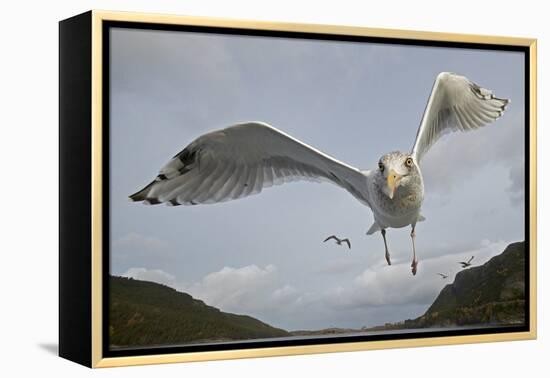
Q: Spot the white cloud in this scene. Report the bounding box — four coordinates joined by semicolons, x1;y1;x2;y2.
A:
322;240;510;310
116;263;312;328
178;264;316;329
183;264;279;313
271;285;301;306
122;267;176;286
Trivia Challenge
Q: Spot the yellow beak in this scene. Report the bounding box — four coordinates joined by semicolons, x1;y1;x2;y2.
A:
387;169;402;199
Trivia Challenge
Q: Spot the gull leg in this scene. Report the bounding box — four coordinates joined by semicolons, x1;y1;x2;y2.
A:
381;229;391;266
410;225;418;276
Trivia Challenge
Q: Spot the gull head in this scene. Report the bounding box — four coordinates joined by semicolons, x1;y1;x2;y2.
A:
376;151;420;199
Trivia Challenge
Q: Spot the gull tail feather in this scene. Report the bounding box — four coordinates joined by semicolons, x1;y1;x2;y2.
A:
366;222;380;235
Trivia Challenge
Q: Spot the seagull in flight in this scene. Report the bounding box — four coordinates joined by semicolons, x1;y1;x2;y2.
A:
459;256;475;268
437;273;449;279
130;72;509;276
324;235;352;249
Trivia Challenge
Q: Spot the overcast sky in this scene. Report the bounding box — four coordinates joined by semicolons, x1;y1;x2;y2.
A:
109;27;525;331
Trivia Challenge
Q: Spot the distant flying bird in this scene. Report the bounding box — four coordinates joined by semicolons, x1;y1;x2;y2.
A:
130;72;509;276
323;235;352;249
437;273;449;279
459;256;475;268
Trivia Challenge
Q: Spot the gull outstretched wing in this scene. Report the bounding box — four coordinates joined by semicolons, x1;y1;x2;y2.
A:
342;238;352;249
130;122;369;207
411;72;509;163
324;236;338;243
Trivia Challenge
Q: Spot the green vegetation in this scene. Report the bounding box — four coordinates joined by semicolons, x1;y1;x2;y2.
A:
381;241;526;329
109;276;289;348
110;241;526;346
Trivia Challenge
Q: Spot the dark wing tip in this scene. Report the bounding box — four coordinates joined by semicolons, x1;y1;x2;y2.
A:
129;181;156;202
495;97;511;115
342;239;351;249
144;198;161;205
167;199;181;207
129;190;146;202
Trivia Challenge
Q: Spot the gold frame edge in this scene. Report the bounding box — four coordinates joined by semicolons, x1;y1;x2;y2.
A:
91;10;104;368
89;9;537;368
528;39;537;339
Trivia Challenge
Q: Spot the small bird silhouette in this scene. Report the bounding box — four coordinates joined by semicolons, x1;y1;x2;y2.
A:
459;256;475;268
437;273;449;279
323;235;351;249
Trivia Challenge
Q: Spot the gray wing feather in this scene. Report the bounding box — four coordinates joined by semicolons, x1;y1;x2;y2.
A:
411;72;509;163
130;122;369;207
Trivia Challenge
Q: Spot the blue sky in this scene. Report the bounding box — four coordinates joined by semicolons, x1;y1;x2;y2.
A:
109;27;525;330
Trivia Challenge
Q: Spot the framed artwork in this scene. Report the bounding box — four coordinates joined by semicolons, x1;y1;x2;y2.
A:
59;10;537;368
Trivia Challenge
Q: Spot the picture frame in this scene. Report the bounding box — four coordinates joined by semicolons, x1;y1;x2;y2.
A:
59;10;537;368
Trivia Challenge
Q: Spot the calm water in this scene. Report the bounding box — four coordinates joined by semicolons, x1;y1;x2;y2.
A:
111;324;524;351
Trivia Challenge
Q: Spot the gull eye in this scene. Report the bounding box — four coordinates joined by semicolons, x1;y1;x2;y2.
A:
378;161;384;172
405;157;413;168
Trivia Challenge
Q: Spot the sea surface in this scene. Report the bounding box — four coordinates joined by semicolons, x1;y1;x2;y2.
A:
111;324;523;351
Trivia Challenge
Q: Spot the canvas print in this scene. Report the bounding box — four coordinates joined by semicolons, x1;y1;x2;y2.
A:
108;26;526;351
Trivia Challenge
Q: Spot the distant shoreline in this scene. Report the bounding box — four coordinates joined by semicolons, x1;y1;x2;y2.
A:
111;323;524;351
